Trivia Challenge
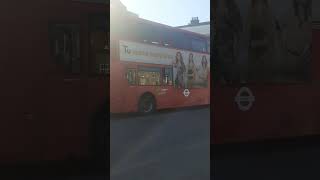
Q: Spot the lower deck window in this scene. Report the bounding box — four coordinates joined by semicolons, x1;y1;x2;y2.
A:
138;67;161;86
163;67;173;85
127;69;136;85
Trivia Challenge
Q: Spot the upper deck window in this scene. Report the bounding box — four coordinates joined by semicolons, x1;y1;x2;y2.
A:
213;0;311;85
49;24;81;74
116;20;209;53
191;38;207;53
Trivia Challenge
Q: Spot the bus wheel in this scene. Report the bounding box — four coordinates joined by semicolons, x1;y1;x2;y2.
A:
138;94;156;114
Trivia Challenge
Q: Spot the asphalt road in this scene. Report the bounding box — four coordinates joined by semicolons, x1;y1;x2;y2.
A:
5;104;320;180
213;140;320;180
110;106;210;180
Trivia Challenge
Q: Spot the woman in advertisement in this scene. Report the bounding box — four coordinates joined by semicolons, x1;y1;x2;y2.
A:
293;0;311;27
247;0;277;82
281;0;312;80
173;51;186;89
187;53;196;88
214;0;243;83
198;55;209;87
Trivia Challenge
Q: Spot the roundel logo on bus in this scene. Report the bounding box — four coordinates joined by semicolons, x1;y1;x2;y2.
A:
234;87;255;111
183;89;190;97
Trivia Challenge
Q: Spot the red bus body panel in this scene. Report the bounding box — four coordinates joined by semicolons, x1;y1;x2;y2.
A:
212;29;320;144
110;58;210;113
0;0;107;163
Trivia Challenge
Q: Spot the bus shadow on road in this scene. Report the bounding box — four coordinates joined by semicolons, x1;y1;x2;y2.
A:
110;105;209;120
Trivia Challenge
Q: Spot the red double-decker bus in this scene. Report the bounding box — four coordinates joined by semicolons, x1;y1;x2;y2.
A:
0;0;108;166
213;0;317;144
110;6;210;114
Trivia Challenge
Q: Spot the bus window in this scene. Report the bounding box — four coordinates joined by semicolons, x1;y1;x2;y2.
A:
99;63;109;74
163;43;170;47
90;31;108;75
191;38;207;53
127;69;136;85
133;23;162;45
214;0;312;85
171;32;189;50
163;67;173;86
89;14;108;75
49;24;81;74
138;66;161;86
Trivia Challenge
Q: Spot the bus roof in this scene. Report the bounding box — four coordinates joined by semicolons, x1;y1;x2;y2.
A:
125;15;210;40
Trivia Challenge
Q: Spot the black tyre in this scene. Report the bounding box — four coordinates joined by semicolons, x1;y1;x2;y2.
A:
138;94;156;114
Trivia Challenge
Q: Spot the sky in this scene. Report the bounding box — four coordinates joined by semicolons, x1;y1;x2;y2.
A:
120;0;210;27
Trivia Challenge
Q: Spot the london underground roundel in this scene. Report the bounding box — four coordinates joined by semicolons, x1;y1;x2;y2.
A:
234;87;255;111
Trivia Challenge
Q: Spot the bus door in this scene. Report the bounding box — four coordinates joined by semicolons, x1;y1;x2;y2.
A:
87;13;108;162
49;23;88;156
158;66;176;108
88;14;108;110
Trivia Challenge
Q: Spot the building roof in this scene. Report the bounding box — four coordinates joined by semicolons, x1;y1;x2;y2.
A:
180;25;210;36
176;21;210;28
175;17;210;36
126;16;210;39
177;21;210;36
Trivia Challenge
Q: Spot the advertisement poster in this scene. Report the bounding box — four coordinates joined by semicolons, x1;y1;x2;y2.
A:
214;0;312;83
119;40;210;88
